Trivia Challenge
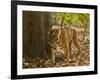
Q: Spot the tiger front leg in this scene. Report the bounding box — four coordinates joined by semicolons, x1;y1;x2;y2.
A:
63;43;70;61
51;49;56;65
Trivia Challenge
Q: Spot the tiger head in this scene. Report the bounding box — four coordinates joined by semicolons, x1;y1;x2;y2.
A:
48;27;65;59
48;28;59;44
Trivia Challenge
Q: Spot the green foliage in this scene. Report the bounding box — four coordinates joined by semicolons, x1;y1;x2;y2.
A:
52;12;90;32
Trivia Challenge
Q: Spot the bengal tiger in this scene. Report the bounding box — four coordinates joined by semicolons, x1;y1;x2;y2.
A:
47;25;84;64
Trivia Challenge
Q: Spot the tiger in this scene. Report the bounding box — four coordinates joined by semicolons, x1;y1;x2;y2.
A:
47;25;84;64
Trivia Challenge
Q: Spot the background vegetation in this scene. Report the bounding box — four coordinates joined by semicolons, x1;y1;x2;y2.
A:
50;12;90;32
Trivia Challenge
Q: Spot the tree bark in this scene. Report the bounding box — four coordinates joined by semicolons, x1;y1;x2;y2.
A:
23;11;51;59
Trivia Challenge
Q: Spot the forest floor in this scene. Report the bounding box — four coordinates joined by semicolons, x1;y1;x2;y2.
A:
23;33;90;68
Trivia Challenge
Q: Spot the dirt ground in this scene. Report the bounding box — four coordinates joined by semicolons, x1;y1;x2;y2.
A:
23;33;90;68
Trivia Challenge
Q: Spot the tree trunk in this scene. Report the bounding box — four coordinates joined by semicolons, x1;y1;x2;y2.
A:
23;11;51;59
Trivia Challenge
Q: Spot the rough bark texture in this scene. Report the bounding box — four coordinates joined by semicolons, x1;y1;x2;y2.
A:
23;11;51;59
